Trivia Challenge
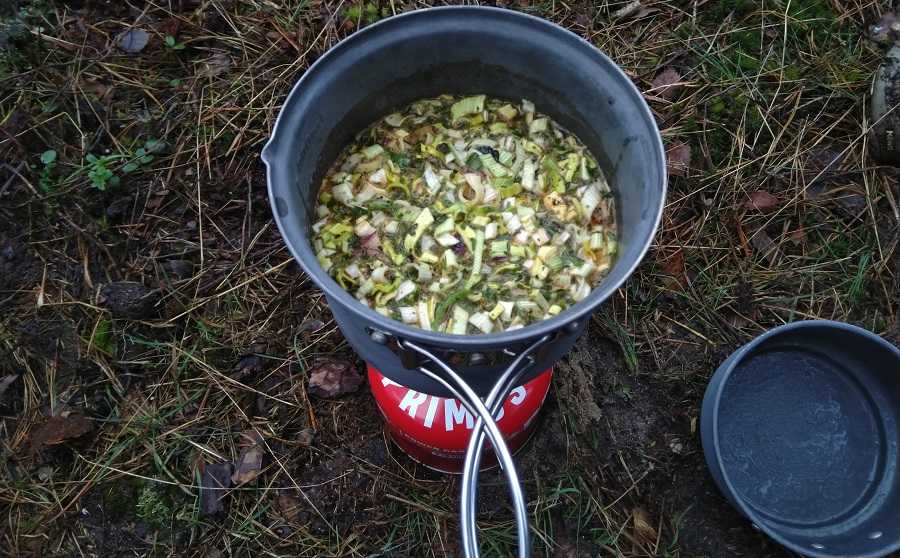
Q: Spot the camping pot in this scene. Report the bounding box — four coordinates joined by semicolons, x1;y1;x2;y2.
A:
262;6;666;397
701;320;900;558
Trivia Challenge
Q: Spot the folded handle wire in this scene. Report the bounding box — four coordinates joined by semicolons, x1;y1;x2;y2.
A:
401;336;550;558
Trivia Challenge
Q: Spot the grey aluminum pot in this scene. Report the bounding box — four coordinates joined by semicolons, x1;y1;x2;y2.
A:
701;320;900;558
262;6;666;396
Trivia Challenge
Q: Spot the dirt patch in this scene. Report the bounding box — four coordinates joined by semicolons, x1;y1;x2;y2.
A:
75;483;150;558
524;321;794;558
98;282;160;320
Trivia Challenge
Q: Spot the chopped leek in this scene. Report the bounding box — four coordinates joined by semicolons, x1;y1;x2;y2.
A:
470;230;485;279
581;183;602;223
451;306;470;334
434;217;455;236
313;94;617;334
404;207;434;251
469;312;494;334
433;288;469;330
490;122;510;134
423;164;442;193
396;280;416;301
332;182;354;205
529;118;548;134
546;256;564;272
497;104;518;121
451;95;486;122
417;300;432;330
399;306;418;323
436;233;460;247
479;153;508;177
521;159;536;191
363;144;384;159
443;249;458;267
484;222;498;240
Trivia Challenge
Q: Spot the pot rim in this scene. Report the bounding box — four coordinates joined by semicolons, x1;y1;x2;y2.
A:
263;5;666;346
705;319;900;558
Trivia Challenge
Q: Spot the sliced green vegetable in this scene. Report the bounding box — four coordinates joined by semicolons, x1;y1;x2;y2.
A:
479;153;508;177
451;306;470;334
489;122;510;134
529;118;548;134
313;94;616;334
433;288;469;329
451;95;486;122
546;256;564;272
543;156;564;193
434;217;455;236
497;104;518;121
403;208;434;251
470;229;485;278
363;144;384;159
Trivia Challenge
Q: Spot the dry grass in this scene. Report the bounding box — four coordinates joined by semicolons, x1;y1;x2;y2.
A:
0;0;897;557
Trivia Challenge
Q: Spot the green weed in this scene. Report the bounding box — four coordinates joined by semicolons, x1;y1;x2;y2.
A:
136;485;172;528
164;35;186;50
91;318;115;356
86;154;121;190
345;3;386;25
848;252;871;304
38;149;56;192
85;138;162;190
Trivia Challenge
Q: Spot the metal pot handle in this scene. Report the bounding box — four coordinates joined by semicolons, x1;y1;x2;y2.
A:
400;335;550;558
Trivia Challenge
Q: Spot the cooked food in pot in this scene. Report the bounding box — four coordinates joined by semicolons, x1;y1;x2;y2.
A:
312;95;617;334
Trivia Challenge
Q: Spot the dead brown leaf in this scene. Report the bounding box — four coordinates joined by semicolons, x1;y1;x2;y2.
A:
308;357;362;398
750;229;779;264
30;413;93;451
297;318;326;335
745;190;779;212
666;142;691;177
726;311;751;329
552;541;578;558
296;428;315;447
632;507;657;545
197;52;232;78
275;493;301;523
574;12;592;30
81;79;113;102
834;188;867;213
200;462;233;517
661;249;685;289
806;147;844;175
147;188;170;210
231;430;265;485
158;17;182;40
232;354;264;379
650;67;682;100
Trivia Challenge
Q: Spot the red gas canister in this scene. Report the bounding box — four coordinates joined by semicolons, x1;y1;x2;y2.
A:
368;365;553;473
